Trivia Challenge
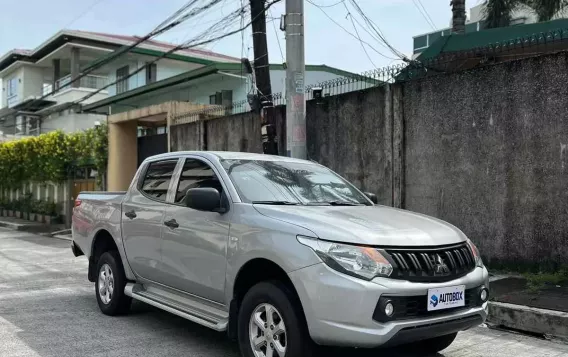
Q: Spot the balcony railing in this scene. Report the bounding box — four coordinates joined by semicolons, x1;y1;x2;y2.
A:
42;74;108;95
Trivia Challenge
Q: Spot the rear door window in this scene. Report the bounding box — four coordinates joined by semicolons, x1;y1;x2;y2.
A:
140;160;178;201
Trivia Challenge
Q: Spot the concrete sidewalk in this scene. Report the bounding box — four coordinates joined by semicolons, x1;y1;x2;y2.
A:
0;216;65;234
488;276;568;342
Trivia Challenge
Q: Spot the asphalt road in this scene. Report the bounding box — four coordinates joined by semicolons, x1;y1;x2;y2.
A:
1;228;568;357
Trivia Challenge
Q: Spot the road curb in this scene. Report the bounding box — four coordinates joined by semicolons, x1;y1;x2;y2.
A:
488;301;568;339
0;220;47;233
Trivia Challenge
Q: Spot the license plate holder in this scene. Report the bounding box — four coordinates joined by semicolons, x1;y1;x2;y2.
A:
427;285;466;311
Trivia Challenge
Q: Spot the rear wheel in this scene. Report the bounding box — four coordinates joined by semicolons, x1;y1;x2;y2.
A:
95;251;131;315
238;281;313;357
409;332;457;354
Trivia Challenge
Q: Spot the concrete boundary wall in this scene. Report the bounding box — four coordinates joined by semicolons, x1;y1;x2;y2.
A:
169;52;568;267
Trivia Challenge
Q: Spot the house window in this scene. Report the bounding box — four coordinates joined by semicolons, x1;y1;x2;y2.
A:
209;90;233;106
146;63;157;84
7;78;17;97
116;65;129;94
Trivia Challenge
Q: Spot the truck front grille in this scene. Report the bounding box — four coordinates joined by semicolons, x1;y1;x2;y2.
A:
384;242;476;282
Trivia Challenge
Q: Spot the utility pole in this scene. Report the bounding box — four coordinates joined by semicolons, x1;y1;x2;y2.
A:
249;0;278;155
284;0;306;158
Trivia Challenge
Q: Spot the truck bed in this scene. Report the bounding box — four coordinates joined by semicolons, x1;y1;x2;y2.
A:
72;191;127;258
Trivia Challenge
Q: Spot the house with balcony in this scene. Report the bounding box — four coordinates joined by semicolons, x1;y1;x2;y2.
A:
0;30;239;137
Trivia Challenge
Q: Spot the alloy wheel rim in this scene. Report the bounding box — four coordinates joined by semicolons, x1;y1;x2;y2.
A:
98;263;114;305
249;303;287;357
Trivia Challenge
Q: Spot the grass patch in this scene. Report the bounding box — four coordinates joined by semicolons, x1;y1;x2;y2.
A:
524;267;568;294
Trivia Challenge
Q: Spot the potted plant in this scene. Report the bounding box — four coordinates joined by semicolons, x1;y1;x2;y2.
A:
20;192;32;221
0;197;7;216
14;199;22;219
29;199;39;222
7;200;14;217
43;201;58;225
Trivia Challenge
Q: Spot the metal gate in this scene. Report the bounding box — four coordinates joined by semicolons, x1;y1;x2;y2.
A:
137;133;168;167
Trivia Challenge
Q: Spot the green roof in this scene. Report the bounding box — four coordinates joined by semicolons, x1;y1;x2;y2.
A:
82;63;236;111
418;18;568;61
82;62;370;112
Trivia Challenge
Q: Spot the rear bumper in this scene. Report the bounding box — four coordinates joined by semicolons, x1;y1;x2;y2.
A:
288;263;489;348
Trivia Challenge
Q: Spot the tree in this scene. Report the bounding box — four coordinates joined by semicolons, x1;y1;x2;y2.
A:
451;0;467;34
484;0;568;29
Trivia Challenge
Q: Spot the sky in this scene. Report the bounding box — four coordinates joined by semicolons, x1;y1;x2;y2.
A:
0;0;484;74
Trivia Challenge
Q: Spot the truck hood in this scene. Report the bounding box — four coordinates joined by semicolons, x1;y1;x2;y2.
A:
253;205;466;247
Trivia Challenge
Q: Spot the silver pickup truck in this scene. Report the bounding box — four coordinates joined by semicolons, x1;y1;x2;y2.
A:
72;151;489;357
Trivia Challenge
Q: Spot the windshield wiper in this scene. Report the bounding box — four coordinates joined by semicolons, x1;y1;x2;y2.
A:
324;201;364;206
252;201;300;205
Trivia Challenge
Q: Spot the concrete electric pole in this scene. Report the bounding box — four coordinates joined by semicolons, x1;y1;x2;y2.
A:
284;0;306;158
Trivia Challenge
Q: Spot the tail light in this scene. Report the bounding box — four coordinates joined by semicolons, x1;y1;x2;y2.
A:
74;199;82;208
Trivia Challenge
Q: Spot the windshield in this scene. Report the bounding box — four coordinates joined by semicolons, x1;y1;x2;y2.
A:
221;159;371;205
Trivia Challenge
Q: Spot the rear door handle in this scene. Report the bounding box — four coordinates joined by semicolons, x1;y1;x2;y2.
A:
164;219;179;229
125;210;137;219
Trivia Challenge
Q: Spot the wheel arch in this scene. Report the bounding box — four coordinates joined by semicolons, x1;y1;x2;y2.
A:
88;229;121;282
228;258;307;340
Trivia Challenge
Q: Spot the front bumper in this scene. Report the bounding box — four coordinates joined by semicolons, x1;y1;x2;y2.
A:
288;263;489;348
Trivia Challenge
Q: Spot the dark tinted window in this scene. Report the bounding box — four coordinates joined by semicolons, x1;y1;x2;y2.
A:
141;160;178;201
175;159;223;203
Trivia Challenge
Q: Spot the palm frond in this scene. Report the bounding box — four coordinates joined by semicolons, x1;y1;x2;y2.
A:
483;0;522;29
532;0;568;21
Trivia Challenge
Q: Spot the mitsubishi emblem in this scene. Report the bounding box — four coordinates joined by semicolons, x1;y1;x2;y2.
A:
433;254;450;274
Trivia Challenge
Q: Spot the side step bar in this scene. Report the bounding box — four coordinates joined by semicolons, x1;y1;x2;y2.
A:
124;283;228;331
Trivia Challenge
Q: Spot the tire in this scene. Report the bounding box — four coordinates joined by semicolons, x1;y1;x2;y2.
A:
238;281;313;357
95;251;132;316
409;332;458;354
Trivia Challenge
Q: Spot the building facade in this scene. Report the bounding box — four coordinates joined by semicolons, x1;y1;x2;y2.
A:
0;30;238;138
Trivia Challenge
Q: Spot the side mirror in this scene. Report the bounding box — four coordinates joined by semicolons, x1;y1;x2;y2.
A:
185;188;223;212
364;192;378;204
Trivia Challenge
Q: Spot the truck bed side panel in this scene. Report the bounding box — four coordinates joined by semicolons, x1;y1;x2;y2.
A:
72;191;136;280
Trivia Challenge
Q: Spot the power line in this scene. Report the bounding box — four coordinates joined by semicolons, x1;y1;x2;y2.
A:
38;0;281;118
308;0;344;8
417;0;437;30
343;3;376;67
17;0;224;114
268;8;285;63
305;0;397;60
412;0;436;31
61;0;107;29
347;0;407;60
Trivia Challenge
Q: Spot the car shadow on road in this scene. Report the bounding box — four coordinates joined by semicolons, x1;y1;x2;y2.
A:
0;288;445;357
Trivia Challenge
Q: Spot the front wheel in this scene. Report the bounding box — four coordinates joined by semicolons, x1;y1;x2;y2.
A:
238;281;313;357
95;251;132;315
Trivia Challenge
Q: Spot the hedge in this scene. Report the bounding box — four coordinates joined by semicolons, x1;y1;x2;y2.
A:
0;124;108;189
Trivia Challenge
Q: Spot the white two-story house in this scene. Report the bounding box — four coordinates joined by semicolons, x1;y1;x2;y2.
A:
0;30;240;136
1;29;368;140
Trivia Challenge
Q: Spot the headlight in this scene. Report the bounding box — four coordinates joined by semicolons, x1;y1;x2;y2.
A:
466;239;484;267
297;236;393;280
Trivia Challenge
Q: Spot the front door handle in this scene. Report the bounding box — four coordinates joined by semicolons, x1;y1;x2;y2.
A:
125;210;137;219
164;219;179;229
